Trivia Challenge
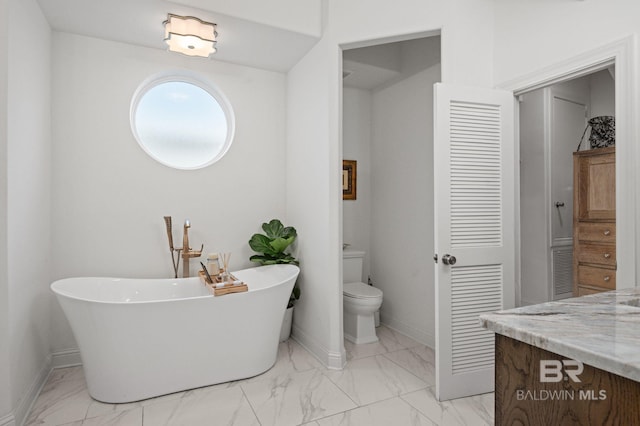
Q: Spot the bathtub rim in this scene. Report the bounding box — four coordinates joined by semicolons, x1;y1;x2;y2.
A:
50;264;300;306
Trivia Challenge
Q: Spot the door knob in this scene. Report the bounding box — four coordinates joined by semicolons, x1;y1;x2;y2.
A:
442;254;457;266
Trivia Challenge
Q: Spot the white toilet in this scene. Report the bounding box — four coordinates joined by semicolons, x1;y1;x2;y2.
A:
343;249;383;344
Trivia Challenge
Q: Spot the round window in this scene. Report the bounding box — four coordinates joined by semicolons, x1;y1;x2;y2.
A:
130;74;235;170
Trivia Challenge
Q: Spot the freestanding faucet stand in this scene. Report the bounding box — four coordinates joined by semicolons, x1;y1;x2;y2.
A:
181;219;203;278
163;216;202;278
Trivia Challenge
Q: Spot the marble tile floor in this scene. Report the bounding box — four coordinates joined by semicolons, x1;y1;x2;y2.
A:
25;326;494;426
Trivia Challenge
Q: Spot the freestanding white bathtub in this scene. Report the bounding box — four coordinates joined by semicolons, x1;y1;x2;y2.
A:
51;264;299;403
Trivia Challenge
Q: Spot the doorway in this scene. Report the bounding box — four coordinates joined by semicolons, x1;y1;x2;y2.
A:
519;68;616;305
508;36;636;307
341;34;441;347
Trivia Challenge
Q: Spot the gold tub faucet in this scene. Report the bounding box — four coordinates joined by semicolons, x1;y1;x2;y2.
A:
163;216;202;278
181;219;203;278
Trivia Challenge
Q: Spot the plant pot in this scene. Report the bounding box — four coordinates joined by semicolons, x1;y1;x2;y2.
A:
280;306;293;342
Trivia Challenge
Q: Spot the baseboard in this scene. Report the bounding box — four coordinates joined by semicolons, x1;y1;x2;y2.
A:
0;413;15;426
51;348;81;368
379;312;434;348
4;350;81;426
12;354;52;426
291;324;346;370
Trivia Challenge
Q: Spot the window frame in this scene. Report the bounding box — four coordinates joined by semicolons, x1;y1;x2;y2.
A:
129;71;236;170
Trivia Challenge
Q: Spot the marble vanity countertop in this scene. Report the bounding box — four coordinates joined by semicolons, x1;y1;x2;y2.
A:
480;288;640;383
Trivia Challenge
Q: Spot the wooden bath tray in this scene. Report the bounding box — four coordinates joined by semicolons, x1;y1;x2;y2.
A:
198;271;248;296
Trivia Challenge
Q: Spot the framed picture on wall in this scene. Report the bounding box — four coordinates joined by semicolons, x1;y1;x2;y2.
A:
343;160;357;200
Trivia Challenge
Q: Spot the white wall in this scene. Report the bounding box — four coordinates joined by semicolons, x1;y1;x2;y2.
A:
493;0;640;86
370;63;439;346
342;87;372;278
0;0;10;421
50;32;287;354
590;69;615;118
287;36;345;368
519;89;548;305
287;0;495;367
5;0;51;424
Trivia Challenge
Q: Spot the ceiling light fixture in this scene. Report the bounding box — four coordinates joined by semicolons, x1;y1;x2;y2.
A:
163;14;217;58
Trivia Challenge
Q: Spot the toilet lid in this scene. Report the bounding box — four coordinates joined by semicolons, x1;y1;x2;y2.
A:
343;282;383;299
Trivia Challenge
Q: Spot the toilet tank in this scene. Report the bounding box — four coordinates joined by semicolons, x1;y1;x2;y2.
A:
343;249;365;283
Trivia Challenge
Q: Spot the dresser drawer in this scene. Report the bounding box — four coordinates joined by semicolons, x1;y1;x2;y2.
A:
577;243;616;267
577;265;616;290
577;222;616;243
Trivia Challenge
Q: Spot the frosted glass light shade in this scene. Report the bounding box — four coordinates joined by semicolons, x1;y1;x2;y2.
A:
164;14;217;57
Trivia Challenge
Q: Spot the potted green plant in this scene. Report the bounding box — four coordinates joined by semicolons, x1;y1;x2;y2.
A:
248;219;300;341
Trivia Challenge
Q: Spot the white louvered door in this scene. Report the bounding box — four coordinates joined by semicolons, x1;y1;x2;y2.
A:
434;83;515;401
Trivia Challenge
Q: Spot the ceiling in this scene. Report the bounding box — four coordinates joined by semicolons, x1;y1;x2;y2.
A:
343;36;441;90
36;0;321;72
34;1;442;79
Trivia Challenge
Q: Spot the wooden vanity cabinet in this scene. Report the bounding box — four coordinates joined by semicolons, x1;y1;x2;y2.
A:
573;147;616;296
495;334;640;425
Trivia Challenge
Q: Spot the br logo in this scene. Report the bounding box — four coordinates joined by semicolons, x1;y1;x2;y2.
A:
540;360;584;383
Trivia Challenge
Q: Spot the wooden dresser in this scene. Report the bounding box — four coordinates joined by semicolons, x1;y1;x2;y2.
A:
572;146;616;296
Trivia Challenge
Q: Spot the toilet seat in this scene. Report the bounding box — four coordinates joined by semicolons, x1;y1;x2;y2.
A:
343;282;383;299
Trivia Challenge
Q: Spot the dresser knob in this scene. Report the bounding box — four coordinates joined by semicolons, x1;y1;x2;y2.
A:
603;230;611;236
604;276;611;282
603;253;611;259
